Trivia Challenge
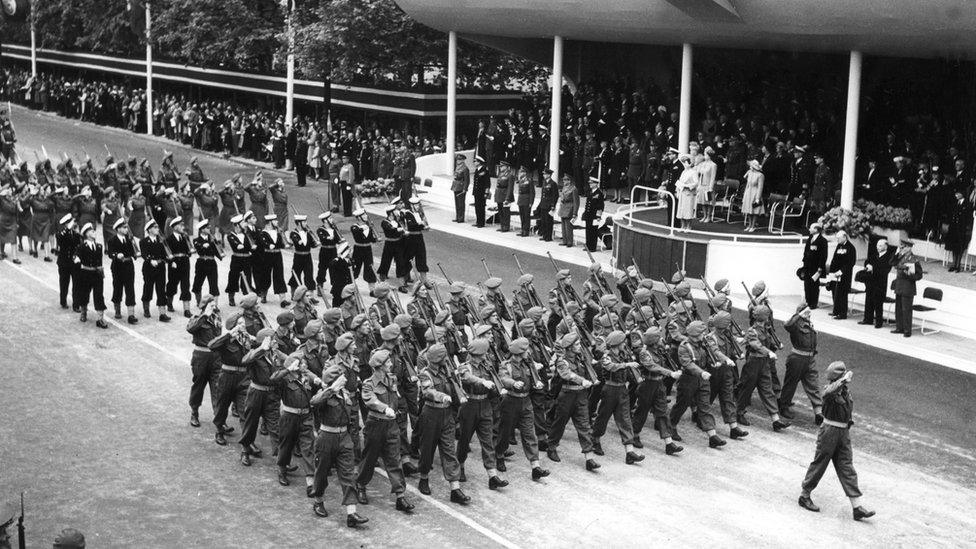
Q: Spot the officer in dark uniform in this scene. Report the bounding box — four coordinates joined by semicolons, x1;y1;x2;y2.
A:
74;222;109;329
403;197;429;286
55;214;80;310
583;177;605;252
165;217;193;318
515;168;536;237
225;214;252;307
106;218;138;323
186;295;222;428
536;168;557;241
349;209;378;293
801;222;827;308
329;243;355;307
140;219;170;322
472;156;490;227
315;211;342;300
288;213;318;296
209;312;254;445
377;204;406;287
258;213;289;306
494;160;514;232
190;220;221;305
273;354;322;497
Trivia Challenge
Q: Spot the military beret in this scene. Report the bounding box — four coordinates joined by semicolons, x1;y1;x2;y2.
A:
380;324;401;341
639;279;656;290
335;332;355;352
597;313;617;328
556;269;572;281
224;311;243;330
256;327;275;344
615;271;629;285
709;295;728;309
564;301;581;315
634;288;652;301
752;281;767;296
468;338;490;356
448;282;466;294
675;281;691;296
394;313;413;329
516;273;534;285
277;311;295;326
426;343;448;363
605;330;626;346
796;303;811;314
752;305;772;321
686;320;706;337
526;306;545;321
320;364;344;387
303;319;323;338
370;349;392;368
712;311;732;329
374;282;391;297
557;332;579;349
322;308;342;323
341;284;358;299
714;279;730;293
509;337;530;355
826;361;847;381
518;318;536;333
240;294;258;309
424;326;443;342
283;355;302;370
671;270;685;283
588;261;602;273
53;527;86;549
434;310;450;324
480;305;497;319
641;326;662;344
410;280;426;296
198;294;215;309
292;285;308;301
484;277;503;290
637;305;656;320
599;294;619;308
349;313;368;330
473;323;492;338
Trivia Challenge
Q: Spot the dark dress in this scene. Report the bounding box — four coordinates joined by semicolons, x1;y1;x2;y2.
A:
29;195;55;242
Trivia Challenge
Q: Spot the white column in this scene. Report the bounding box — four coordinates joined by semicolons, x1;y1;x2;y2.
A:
445;30;458;174
30;17;37;77
145;1;153;136
548;35;564;178
285;1;295;127
678;43;693;154
840;50;862;210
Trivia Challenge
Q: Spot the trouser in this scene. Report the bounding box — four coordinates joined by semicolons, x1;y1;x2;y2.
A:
406;234;427;273
262;251;287;295
803;277;820;308
377;241;403;280
547;389;594;453
560;218;574;246
296;164;308;187
454;192;466;222
189;349;221;412
585;217;598;252
315;248;337;288
632;377;673;439
591;383;636;445
736;357;780;417
58;261;74;306
538;210;553;240
496;201;510;230
457;398;496;471
895;294;913;333
779;354;822;413
831;280;850;317
311;429;358;504
225;256;251;295
396;382;420;460
863;285;885;326
356;418;406;494
192;258;219;297
352;246;377;283
289;254;314;292
530;390;552;444
165;258;191;303
111;261;136;306
277;411;315;477
417;405;462;481
474;194;487;226
518;205;531;236
77;270;106;311
239;388;280;449
801;425;862;497
212;371;248;429
769;356;782;397
708;363;738;424
670;374;716;432
495;395;540;462
341;186;354;217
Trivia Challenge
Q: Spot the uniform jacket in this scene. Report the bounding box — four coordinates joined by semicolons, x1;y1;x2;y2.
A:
361;370;399;420
784;314;817;353
452;163;470;194
802;233;827;278
829;241;857;284
582;187;605;222
556;184;579;219
494;172;515;204
891;252;923;296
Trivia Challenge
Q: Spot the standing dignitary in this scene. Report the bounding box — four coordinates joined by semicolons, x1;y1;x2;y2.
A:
74;222;109;329
186;296;222;428
536;168;558;241
165;218;193;318
472;156;490;227
515;168;536;237
859;239;894;328
557;174;580;248
141;219;171;321
191;220;221;305
546;333;600;470
798;361;875;521
827;230;856;320
494;161;514;232
225;215;253;307
288;214;317;296
452;154;469;223
106;218;138;323
801;222;827;308
339;154;356;217
582;177;605;252
778;304;823;423
891;240;923;338
55;214;80;310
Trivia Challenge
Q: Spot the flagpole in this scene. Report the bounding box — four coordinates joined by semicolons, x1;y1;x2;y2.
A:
145;0;153;136
29;6;37;77
284;0;295;128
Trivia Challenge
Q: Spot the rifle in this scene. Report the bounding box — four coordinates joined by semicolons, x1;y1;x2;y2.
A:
546;251;584;303
584;247;615;296
702;277;744;337
512;253;544;308
741;281;783;350
600;300;643;383
660;278;696;324
480;257;492;278
420;304;467;404
551;288;599;383
629;258;666;319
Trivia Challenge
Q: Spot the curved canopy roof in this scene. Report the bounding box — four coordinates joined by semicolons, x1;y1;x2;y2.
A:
395;0;976;59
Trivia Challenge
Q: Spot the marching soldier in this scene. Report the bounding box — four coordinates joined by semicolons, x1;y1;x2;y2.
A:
349;208;378;293
377;204;406;287
546;333;599;470
369;283;399;329
591;330;644;463
338;284;360;329
376;323;420;475
403;197;430;286
479;277;513;322
141;220;170;321
518;318;553;447
73;223;109;329
708;311;749;440
210;310;253;444
186;296;222;428
258;214;289;307
55;214;80;310
670;320;734;448
165;218;193;318
457;338;509;489
106;218;138;323
191;220;221;305
288;213;317;299
496;337;551;480
329;332;364;457
225;214;253;307
416;343;470;504
315;211;342;299
778;304;823;424
273;311;301;356
239;328;283;471
356;349;415;513
272;355;322;497
736;305;791;431
632;327;683;454
295;319;329;378
290;286;318;341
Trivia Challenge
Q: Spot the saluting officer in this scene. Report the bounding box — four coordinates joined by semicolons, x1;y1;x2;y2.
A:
349;208;378;293
186;295;222;428
141;219;170;322
315;211;342;299
778;304;823;424
273;354;322;497
56;214;81;310
191;220;221;305
258;213;290;307
209;312;253;445
73;222;109;329
106;218;138;323
239;328;283;471
225;214;253;307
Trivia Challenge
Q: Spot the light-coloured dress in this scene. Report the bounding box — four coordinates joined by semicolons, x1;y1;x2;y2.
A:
741;169;765;215
696;158;717;202
675;166;700;220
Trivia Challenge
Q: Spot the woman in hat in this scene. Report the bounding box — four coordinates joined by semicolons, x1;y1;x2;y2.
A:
29;183;55;261
195;181;221;239
697;147;718;222
741;159;765;232
217;179;240;244
101;186;122;243
0;185;22;262
270;178;289;232
73;185;100;232
127;183;148;240
674;154;699;231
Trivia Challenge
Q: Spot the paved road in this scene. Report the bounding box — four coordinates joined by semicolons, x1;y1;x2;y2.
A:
3;106;976;547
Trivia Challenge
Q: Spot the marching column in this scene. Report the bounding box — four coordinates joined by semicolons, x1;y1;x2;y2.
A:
445;30;458;174
548;35;564;179
678;43;693;155
840;50;862;210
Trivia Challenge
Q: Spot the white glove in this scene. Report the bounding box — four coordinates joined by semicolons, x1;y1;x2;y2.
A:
482;379;494;390
670;370;682;380
768;351;777;359
701;371;712;381
582;379;593;388
384;407;396;418
513;381;524;390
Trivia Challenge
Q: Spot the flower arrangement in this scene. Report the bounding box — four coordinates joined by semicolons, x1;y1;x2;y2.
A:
817;206;872;240
359;178;395;198
855;199;913;230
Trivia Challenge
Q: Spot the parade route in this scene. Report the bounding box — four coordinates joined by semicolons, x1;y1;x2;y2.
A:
2;108;976;547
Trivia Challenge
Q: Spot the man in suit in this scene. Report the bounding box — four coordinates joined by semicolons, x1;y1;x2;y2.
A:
891;239;923;338
582;177;605;252
828;230;856;320
859;160;883;202
452;154;469;223
859;239;895;328
801;223;828;308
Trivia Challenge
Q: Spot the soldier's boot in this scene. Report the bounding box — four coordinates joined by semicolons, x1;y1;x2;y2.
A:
346;513;369;528
665;442;683;455
189;408;201;427
159;307;172;322
228;293;236;307
449;489;470;504
183;300;192;318
240;451;252;467
127;306;138;325
418;478;431;495
113;302;122;319
395;495;415;513
80;308;88;323
194;291;202;306
166;297;175;312
95;312;108;329
143;301;151;318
